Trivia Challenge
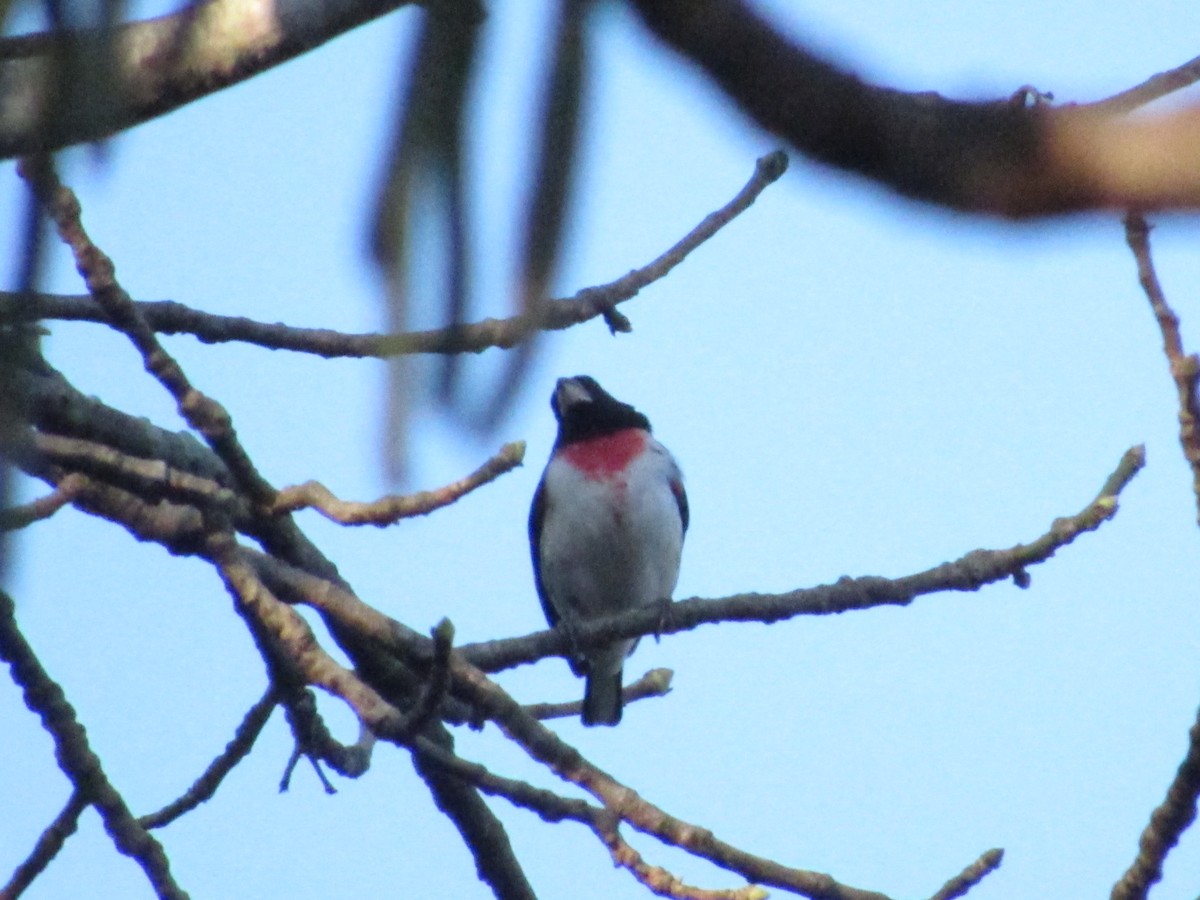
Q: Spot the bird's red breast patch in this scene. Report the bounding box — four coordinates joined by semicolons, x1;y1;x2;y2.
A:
562;428;647;479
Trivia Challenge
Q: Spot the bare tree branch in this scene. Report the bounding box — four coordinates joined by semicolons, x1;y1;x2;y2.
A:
0;588;188;899
928;848;1004;900
463;444;1145;674
596;819;769;900
138;688;279;830
0;0;421;157
447;645;898;900
0;471;84;529
627;0;1200;215
1110;702;1200;900
1124;214;1200;522
20;157;278;508
524;667;673;722
1;149;789;358
1110;214;1200;900
0;789;88;899
272;441;525;523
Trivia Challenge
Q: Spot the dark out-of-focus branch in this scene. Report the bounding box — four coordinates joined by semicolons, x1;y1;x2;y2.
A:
0;0;421;157
627;0;1200;216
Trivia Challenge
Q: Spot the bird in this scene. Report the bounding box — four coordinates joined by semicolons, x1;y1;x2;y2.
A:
529;375;688;726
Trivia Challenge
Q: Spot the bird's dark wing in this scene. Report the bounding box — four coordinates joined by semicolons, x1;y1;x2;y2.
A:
528;477;559;629
671;478;689;535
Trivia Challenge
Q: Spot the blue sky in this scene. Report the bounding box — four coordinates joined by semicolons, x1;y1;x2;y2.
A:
4;1;1200;898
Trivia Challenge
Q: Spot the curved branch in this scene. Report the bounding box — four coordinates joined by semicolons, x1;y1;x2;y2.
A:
0;471;85;529
272;441;525;523
0;149;789;358
138;687;279;830
0;0;419;157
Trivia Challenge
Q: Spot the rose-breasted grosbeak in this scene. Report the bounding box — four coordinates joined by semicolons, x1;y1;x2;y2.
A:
529;376;688;726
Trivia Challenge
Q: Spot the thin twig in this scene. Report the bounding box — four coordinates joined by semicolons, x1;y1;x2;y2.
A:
1090;54;1200;115
1112;213;1200;899
447;645;896;900
18;157;277;507
412;735;598;825
272;441;525;523
399;619;454;738
138;687;279;830
463;445;1146;674
1110;704;1200;900
2;151;788;359
1124;213;1200;522
524;667;673;721
597;818;769;900
0;789;88;899
927;848;1004;900
0;588;188;899
0;472;85;530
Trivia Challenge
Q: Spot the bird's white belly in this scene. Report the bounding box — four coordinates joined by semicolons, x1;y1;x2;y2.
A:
539;447;683;623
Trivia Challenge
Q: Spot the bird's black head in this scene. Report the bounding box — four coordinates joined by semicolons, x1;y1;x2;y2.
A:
551;376;650;444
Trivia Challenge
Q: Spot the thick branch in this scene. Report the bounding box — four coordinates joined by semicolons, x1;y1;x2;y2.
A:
22;159;277;508
628;0;1200;215
0;0;419;156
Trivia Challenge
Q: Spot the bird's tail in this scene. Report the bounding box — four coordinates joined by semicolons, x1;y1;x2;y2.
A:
582;668;623;726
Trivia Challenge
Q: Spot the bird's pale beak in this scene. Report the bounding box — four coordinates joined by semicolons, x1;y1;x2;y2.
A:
554;377;593;414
